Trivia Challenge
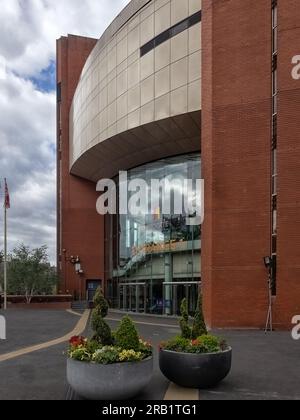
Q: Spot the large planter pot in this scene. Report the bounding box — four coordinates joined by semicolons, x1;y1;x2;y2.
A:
67;356;153;400
159;348;232;389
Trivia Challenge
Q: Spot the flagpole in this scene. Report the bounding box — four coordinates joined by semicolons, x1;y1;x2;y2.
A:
4;200;7;310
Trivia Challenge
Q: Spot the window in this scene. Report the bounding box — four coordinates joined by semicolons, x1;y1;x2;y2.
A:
140;11;202;57
271;0;278;296
57;82;62;103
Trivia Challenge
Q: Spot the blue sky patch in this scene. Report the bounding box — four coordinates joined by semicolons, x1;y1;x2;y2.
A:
29;60;56;93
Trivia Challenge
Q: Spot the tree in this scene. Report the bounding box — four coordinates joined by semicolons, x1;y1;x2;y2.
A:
5;244;57;303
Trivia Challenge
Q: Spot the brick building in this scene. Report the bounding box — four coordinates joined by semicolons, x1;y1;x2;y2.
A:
57;0;300;329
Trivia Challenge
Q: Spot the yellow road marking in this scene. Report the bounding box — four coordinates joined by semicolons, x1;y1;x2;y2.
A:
66;309;82;317
164;383;199;400
0;310;90;363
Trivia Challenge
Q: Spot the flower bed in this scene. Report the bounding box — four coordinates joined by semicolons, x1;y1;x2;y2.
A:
68;336;152;364
66;288;153;400
160;334;228;354
159;296;232;389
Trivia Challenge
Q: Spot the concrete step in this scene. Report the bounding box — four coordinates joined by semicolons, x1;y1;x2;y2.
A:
71;301;88;310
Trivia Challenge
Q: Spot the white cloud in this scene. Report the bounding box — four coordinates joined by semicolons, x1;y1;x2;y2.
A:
0;0;130;77
0;69;56;261
0;0;130;263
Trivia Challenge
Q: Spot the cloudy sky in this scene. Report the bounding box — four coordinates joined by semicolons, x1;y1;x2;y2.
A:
0;0;130;264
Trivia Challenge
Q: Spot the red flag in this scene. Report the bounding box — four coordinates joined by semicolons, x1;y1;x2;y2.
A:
4;178;10;209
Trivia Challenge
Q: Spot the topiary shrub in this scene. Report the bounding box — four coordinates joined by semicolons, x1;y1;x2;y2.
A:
179;298;192;339
179;294;207;340
91;288;113;345
114;315;140;351
191;293;207;338
93;288;109;317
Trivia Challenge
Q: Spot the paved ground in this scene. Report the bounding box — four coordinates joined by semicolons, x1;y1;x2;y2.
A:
0;309;299;400
0;310;78;353
200;330;300;400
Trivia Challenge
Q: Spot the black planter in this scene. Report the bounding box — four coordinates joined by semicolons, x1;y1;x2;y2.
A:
159;348;232;389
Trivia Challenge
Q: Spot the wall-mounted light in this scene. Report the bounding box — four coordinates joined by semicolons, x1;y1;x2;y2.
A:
74;256;84;275
63;251;84;275
263;256;273;269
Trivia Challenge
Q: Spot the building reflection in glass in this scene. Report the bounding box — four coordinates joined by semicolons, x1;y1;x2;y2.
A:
105;153;201;316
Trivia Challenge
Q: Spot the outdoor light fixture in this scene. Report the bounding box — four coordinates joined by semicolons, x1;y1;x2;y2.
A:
74;256;83;274
63;251;84;274
263;256;273;269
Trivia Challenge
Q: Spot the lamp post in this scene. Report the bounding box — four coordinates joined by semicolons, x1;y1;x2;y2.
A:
74;256;84;300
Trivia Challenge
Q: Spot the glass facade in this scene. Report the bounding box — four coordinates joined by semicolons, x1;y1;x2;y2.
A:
105;153;201;316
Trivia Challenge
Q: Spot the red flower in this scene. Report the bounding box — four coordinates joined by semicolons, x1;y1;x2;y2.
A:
69;336;85;347
191;339;200;346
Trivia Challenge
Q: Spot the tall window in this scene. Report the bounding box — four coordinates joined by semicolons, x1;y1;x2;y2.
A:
271;0;278;295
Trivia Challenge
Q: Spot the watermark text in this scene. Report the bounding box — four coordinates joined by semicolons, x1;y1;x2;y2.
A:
0;315;6;340
292;55;300;80
291;316;300;340
96;172;204;226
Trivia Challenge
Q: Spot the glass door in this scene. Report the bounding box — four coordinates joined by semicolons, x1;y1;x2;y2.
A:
163;281;200;316
118;283;147;313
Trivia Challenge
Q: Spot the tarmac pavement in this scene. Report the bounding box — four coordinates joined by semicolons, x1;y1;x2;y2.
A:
0;309;299;400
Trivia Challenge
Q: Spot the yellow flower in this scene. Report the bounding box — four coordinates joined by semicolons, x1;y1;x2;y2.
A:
118;350;142;362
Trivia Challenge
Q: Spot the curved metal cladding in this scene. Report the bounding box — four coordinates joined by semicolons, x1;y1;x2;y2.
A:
70;0;201;181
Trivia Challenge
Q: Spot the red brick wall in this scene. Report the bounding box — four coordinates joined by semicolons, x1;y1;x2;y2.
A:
202;0;272;328
276;0;300;328
8;303;72;310
56;36;105;299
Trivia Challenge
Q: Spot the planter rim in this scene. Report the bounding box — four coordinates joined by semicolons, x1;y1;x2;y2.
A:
160;347;232;357
68;355;153;367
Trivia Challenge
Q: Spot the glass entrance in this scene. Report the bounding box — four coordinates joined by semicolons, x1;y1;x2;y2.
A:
163;281;200;316
119;283;147;313
118;280;200;315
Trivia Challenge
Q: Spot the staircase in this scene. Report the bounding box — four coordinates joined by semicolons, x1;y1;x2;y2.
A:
71;300;88;311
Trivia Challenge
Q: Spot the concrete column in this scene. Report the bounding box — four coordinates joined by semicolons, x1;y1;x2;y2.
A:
164;253;173;315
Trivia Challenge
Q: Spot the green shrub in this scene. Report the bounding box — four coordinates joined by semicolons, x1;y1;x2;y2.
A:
197;335;222;353
114;315;140;351
93;288;109;317
91;310;113;345
161;336;190;352
92;346;120;364
179;298;192;339
91;288;113;345
160;334;226;354
192;294;207;338
85;339;101;355
179;295;207;340
68;346;93;362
